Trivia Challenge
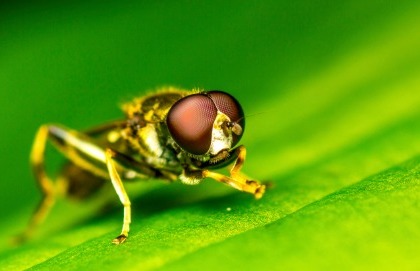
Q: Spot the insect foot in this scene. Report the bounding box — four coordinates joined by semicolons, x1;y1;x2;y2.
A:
246;180;266;199
112;234;128;245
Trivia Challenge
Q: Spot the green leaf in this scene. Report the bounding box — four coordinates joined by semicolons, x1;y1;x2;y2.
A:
0;1;419;270
162;158;420;271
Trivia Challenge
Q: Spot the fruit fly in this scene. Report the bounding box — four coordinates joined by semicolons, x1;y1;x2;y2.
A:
20;87;265;244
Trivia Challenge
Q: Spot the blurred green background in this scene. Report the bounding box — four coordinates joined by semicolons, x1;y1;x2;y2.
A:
0;1;419;270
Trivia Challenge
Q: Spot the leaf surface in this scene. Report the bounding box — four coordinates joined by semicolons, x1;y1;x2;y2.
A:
0;1;419;270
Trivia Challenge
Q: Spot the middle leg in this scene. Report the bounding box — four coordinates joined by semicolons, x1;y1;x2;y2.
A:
105;148;131;244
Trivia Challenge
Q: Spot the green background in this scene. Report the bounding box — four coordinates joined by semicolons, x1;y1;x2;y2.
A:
0;1;419;270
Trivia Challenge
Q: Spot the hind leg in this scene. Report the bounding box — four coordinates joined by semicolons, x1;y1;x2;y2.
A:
16;124;157;244
14;126;58;243
15;124;109;243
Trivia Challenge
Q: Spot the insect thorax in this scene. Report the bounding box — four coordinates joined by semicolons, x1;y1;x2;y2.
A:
120;88;195;170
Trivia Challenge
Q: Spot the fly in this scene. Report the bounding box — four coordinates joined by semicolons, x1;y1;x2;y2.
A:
19;87;266;244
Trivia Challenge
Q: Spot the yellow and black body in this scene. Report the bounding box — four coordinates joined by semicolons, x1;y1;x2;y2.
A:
20;87;265;244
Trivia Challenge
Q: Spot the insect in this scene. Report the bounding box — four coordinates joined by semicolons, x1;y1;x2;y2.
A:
20;87;265;244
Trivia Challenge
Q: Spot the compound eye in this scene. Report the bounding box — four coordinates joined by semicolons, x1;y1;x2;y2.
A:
206;91;245;146
167;94;217;155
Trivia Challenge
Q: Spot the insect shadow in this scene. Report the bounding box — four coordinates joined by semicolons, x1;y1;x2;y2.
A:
60;181;243;233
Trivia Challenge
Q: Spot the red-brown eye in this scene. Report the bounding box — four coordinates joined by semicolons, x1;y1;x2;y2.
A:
166;94;217;155
206;91;245;146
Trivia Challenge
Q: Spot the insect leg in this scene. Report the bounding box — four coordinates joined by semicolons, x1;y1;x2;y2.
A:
183;146;265;199
227;146;266;198
14;126;57;243
21;124;153;244
47;125;158;244
105;149;131;244
15;125;103;243
229;145;247;176
204;171;265;199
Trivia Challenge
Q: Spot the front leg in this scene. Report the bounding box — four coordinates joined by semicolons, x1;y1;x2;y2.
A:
182;146;265;199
